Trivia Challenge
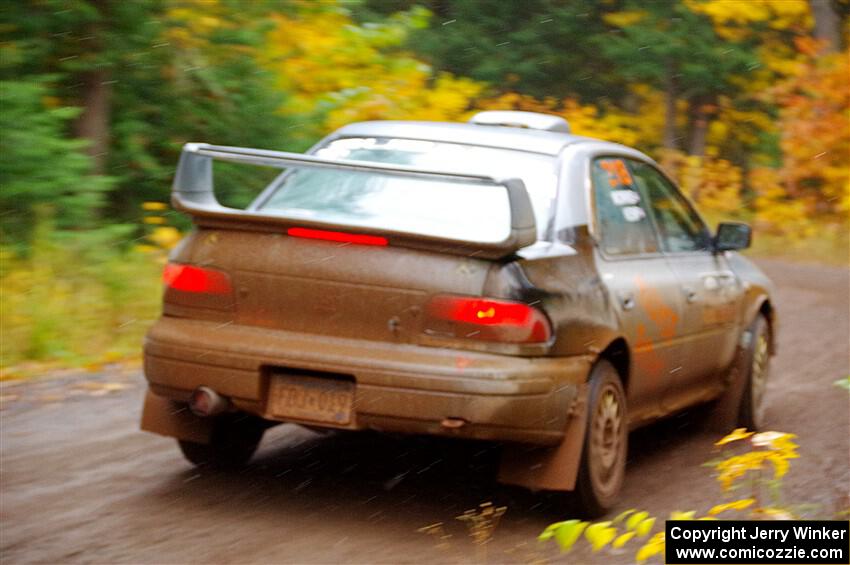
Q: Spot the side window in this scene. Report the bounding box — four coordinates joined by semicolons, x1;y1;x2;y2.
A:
628;162;712;253
591;158;659;256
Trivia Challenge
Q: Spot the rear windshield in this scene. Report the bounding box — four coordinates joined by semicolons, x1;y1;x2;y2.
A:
254;137;557;243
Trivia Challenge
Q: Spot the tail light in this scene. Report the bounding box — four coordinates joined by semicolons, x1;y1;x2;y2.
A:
425;295;552;344
163;263;232;295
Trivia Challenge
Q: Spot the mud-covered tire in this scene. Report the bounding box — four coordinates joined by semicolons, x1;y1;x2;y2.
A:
573;360;628;518
706;314;771;433
178;413;265;470
737;315;771;430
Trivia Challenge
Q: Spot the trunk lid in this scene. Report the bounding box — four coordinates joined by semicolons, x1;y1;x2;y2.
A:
172;228;493;344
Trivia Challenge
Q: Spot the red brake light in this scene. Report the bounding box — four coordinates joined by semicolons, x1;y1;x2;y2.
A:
163;263;232;295
425;295;552;344
286;227;388;246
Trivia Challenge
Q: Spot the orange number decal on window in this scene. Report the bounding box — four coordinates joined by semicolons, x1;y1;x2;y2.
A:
599;159;634;188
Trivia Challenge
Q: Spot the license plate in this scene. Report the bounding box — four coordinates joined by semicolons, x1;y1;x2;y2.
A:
268;374;354;425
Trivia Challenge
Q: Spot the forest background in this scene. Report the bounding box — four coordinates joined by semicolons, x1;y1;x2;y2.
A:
1;0;847;372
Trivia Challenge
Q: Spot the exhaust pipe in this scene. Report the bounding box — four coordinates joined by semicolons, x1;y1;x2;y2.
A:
189;386;230;417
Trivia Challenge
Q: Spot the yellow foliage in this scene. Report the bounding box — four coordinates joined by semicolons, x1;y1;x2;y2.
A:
714;428;799;491
626;510;649;531
541;430;801;561
603;10;648;28
635;517;656;537
687;0;811;41
768;46;850;219
750;167;818;239
660;150;744;215
715;427;754;446
708;498;756;516
636;531;665;563
613;531;635;548
476;86;664;149
262;7;482;132
584;521;617;552
147;226;182;251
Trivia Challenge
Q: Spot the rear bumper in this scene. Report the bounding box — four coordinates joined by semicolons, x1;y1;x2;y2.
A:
143;316;592;444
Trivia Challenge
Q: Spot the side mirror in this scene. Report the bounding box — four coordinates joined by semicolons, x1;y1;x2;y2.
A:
715;222;752;252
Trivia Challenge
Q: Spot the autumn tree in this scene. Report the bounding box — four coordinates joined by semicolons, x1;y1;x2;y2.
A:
262;3;483;140
0;0;294;238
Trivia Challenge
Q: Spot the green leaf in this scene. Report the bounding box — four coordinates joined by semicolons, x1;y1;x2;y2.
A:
554;520;588;553
538;521;567;541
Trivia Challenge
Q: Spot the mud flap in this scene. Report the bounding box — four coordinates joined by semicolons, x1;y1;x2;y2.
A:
140;389;212;444
497;383;588;492
704;342;749;433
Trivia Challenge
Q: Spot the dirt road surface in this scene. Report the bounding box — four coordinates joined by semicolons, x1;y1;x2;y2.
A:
2;259;848;564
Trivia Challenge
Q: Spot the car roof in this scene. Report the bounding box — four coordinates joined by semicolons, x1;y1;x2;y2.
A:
329;120;600;156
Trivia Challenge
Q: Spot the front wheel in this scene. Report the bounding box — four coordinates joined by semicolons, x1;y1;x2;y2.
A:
705;314;771;433
573;360;628;518
738;315;771;430
178;413;265;470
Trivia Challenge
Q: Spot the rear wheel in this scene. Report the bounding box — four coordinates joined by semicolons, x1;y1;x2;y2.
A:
178;413;265;470
573;360;628;518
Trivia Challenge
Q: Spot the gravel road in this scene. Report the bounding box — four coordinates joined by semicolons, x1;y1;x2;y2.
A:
2;258;848;564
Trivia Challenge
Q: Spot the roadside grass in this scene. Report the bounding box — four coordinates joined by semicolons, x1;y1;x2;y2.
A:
1;219;846;378
0;221;165;379
700;211;848;267
745;226;849;267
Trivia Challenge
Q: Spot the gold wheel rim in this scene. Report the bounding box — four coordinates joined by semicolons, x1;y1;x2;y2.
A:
589;384;624;497
751;333;769;426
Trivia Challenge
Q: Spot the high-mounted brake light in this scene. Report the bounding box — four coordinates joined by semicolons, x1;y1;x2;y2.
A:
163;263;232;295
425;295;552;344
287;227;388;246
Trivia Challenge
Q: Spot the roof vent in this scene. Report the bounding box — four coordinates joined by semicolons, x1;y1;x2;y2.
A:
468;111;570;133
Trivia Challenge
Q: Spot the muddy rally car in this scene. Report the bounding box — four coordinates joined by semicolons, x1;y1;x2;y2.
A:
141;111;775;516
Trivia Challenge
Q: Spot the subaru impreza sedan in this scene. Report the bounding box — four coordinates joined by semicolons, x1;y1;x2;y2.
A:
141;111;775;516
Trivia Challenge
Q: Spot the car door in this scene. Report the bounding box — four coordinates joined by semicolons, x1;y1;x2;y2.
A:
589;156;686;424
628;161;744;411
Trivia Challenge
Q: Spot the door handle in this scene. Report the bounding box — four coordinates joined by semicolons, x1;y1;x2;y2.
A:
683;287;698;303
619;292;635;311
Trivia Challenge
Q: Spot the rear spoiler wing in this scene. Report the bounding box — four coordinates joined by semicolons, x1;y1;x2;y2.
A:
172;143;537;258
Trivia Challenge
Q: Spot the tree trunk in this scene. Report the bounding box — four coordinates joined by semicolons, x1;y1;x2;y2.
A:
663;68;679;150
72;0;110;174
809;0;842;52
74;69;111;174
686;95;716;158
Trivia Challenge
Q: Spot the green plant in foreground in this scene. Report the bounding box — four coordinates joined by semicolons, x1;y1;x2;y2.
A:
539;428;802;562
0;206;180;375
